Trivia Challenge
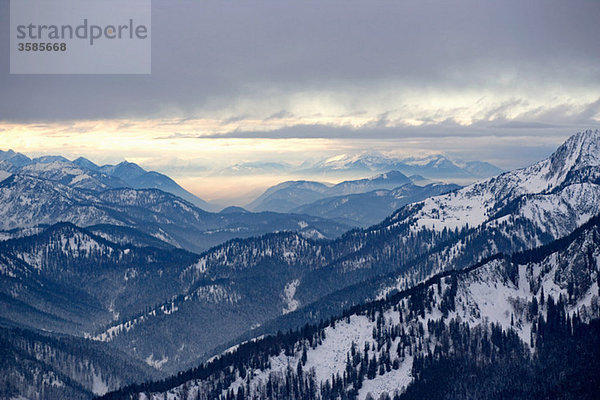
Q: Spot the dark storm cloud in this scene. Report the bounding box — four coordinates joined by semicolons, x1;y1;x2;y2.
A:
265;110;294;121
179;122;572;141
0;0;599;122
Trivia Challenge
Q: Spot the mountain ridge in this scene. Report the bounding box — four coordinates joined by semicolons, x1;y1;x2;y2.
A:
299;152;503;180
98;211;600;399
0;173;350;253
292;183;461;227
248;171;419;213
0;151;214;211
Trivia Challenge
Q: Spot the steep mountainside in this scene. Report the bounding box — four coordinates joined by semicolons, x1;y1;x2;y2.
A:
0;326;158;400
98;161;215;211
392;129;600;237
0;223;199;335
100;213;600;400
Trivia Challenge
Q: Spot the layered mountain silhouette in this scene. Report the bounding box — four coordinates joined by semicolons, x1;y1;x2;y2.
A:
0;130;599;399
0;155;351;253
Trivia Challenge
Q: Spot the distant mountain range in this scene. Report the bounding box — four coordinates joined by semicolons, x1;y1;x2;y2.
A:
243;155;502;226
300;153;503;180
247;171;461;227
219;153;503;181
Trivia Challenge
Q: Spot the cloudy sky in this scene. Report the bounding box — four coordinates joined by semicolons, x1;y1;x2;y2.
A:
1;0;599;203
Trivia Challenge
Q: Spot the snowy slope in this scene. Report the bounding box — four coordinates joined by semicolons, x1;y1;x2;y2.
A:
392;129;600;236
19;160;130;191
121;214;600;400
0;174;120;230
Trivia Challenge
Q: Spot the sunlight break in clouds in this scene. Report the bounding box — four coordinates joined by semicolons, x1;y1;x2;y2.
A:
1;0;599;204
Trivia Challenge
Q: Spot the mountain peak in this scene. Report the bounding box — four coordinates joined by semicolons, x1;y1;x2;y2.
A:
32;155;70;164
0;149;18;159
370;170;409;181
566;128;600;162
73;156;99;171
547;128;600;183
101;161;147;181
0;149;31;167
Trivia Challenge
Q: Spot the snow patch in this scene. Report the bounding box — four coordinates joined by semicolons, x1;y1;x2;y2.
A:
358;356;413;400
145;354;169;369
91;369;109;395
282;279;300;314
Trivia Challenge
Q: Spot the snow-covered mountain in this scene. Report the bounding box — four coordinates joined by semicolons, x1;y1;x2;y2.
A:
329;171;413;196
393;129;600;238
0;223;179;398
101;213;600;400
0;151;214;211
213;153;502;181
0;223;199;335
98;161;217;211
300;153;503;180
0;173;349;253
237;130;600;297
0;149;32;168
19;160;129;191
247;171;416;213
